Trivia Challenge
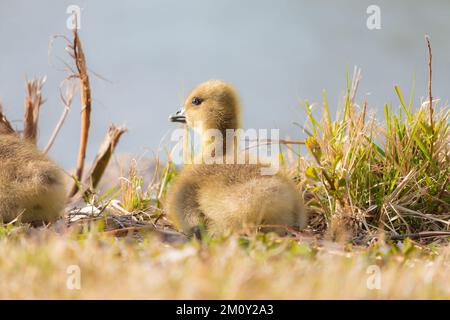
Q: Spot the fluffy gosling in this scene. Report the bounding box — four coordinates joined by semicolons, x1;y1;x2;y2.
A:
167;80;307;236
0;134;67;225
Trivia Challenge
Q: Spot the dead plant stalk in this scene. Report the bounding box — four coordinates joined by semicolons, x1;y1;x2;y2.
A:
69;29;92;197
23;77;46;143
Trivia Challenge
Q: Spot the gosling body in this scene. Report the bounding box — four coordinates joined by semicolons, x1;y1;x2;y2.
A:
167;80;307;236
0;134;67;224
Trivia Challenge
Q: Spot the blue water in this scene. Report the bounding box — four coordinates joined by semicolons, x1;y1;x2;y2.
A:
1;0;449;169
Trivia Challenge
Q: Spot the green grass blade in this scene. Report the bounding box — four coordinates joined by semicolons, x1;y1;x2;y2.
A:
395;85;412;122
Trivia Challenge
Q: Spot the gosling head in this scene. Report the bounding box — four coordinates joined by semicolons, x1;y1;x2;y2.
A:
169;80;241;134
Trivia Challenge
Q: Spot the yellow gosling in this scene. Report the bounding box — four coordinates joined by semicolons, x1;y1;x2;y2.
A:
0;134;67;225
167;80;307;236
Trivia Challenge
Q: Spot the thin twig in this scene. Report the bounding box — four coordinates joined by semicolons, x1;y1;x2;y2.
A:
425;35;434;130
244;139;305;151
43;80;77;154
389;231;450;241
102;226;155;236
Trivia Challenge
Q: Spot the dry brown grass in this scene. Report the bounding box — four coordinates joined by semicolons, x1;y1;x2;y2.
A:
0;228;448;299
69;29;93;197
23;77;46;143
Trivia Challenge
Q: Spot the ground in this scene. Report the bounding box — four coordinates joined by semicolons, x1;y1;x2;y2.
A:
0;224;449;299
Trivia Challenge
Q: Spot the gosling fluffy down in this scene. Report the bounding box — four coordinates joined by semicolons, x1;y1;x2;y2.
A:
167;80;307;236
0;134;67;224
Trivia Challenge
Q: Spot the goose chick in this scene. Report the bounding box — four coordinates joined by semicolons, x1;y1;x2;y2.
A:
167;80;307;236
0;134;67;224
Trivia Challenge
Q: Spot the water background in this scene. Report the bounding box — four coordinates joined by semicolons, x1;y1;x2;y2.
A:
1;0;449;169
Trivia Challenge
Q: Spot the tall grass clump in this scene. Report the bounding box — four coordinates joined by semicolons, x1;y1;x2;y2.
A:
299;68;449;242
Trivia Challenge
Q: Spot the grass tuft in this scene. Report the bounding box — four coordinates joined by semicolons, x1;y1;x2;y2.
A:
297;76;449;242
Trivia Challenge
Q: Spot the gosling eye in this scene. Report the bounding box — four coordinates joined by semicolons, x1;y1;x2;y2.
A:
192;97;203;106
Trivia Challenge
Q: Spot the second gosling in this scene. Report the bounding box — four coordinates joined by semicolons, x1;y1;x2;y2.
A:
0;134;67;224
167;80;307;236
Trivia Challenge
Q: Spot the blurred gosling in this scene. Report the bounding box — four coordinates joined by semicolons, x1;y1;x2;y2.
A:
0;134;67;225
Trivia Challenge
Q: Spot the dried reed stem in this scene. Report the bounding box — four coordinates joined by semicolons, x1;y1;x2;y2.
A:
361;97;367;126
69;29;92;197
425;35;434;130
23;76;46;143
84;124;127;190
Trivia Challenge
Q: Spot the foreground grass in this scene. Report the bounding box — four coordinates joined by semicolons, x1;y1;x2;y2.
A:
0;226;449;299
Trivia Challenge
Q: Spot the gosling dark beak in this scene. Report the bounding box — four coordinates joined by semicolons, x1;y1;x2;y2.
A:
169;108;186;123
